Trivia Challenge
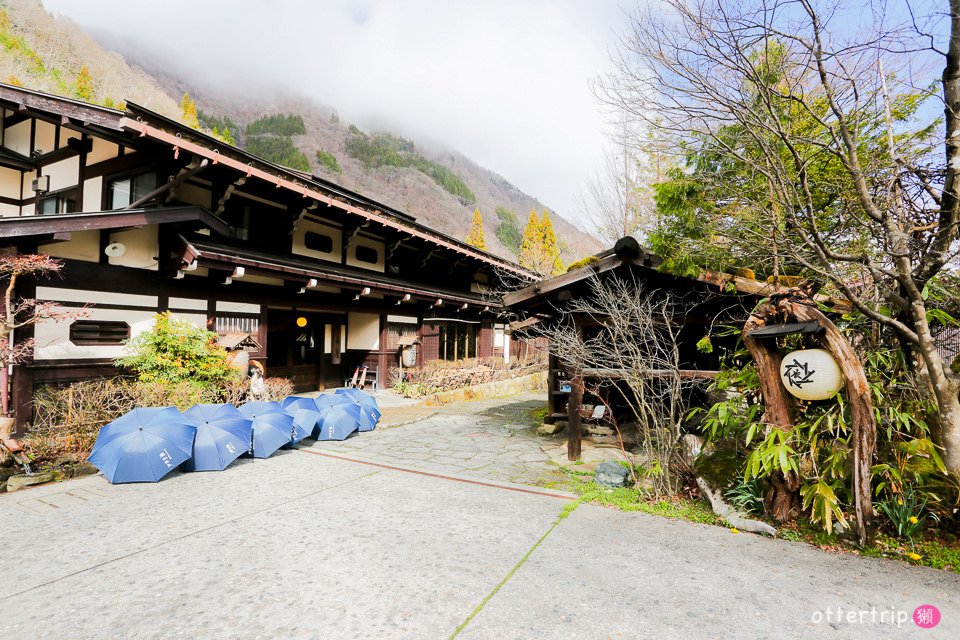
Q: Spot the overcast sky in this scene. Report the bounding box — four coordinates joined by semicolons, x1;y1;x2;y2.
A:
43;0;629;227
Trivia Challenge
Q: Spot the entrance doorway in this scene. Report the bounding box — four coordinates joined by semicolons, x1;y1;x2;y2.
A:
265;310;344;392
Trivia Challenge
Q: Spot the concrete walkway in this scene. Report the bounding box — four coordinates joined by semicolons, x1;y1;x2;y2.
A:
2;394;958;639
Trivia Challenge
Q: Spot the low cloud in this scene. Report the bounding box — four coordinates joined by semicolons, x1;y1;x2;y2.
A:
43;0;628;226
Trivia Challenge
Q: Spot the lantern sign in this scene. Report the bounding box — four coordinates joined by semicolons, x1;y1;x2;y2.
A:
779;348;844;401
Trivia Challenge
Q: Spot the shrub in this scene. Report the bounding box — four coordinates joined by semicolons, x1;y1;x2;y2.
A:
116;312;238;385
315;148;341;174
27;375;294;463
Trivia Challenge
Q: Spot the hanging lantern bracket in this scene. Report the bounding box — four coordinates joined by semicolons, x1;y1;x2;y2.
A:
747;320;824;339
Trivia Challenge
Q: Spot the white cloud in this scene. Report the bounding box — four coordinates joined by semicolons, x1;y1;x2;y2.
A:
43;0;628;225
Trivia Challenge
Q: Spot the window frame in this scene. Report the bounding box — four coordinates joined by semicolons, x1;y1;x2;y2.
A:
68;320;131;346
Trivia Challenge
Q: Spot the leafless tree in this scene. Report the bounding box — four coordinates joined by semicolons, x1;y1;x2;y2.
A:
538;274;703;496
595;0;960;476
577;118;658;244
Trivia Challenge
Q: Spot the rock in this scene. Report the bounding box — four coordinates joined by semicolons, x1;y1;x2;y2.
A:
696;476;777;536
5;471;55;492
679;434;704;469
538;421;567;436
595;461;631;488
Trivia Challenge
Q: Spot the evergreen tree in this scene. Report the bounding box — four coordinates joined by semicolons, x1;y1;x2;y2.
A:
465;208;487;250
518;209;541;272
180;93;199;129
539;211;564;275
74;66;93;102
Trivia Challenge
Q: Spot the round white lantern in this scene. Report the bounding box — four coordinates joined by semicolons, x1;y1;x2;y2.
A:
779;348;844;401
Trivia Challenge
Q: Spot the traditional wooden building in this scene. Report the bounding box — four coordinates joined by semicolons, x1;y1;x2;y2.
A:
0;84;531;431
504;237;783;459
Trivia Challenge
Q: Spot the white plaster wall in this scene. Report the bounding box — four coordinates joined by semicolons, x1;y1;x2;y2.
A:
59;129;81;147
0;203;18;217
34;120;56;155
87;137;119;165
38;230;100;263
168;297;208;311
34;307;155;361
347;312;380;350
36;286;158;308
292;219;342;263
44;156;80;191
82;176;103;212
176;182;212;208
20;202;34;216
345;236;385;272
21;169;36;204
5;120;31;155
216;301;260;314
109;226;158;270
0;166;21;199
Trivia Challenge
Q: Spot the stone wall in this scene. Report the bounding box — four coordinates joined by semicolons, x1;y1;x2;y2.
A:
422;370;548;405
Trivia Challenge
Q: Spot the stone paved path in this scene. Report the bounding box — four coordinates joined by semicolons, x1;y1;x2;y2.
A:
309;392;560;486
2;392;959;639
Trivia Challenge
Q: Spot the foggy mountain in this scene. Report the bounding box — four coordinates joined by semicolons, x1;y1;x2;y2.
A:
2;0;600;262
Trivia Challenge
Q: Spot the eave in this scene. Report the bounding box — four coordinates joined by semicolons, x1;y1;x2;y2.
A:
178;235;495;308
0;206;230;239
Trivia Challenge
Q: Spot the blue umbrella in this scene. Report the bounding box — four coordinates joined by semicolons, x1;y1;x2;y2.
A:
316;404;360;441
182;404;253;471
238;401;291;458
282;396;319;413
334;388;381;431
88;407;196;484
291;408;321;443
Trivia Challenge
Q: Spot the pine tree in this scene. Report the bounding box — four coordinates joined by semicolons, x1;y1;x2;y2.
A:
180;93;200;129
465;208;487;250
519;209;542;271
74;66;94;102
539;211;564;275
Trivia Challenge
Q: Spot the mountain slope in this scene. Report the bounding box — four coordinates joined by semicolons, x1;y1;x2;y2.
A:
4;0;600;262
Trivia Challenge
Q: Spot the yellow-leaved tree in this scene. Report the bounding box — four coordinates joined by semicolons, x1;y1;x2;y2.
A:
518;209;541;272
465;208;487;250
519;209;564;275
180;93;200;129
539;211;564;275
74;66;94;102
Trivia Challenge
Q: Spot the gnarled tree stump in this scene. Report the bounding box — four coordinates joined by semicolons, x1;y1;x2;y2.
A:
742;288;876;546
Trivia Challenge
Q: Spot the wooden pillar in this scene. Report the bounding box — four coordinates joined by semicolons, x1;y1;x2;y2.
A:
567;373;584;461
566;320;585;461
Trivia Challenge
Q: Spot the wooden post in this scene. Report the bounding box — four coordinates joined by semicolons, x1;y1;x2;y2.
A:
566;320;585;461
568;373;584;461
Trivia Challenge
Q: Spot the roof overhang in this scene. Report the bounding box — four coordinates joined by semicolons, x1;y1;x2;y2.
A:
178;236;494;308
0;206;229;239
120;114;534;280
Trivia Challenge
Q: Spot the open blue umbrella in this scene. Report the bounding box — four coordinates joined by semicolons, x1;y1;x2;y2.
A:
238;401;291;458
291;408;321;443
88;407;196;484
282;396;319;414
334;388;380;431
316;404;360;441
182;404;253;471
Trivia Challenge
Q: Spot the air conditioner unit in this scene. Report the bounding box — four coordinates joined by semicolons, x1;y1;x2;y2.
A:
31;175;50;193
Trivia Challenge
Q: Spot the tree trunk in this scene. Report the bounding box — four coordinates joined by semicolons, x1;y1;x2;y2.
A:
743;290;877;544
789;300;876;546
743;302;798;522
